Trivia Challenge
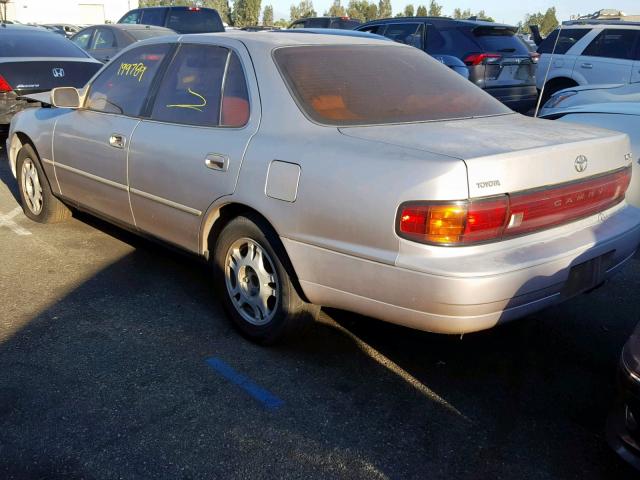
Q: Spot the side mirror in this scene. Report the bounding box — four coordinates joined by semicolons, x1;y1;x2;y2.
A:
51;87;81;108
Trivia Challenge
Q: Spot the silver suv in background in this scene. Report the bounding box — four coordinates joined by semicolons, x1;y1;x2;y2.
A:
536;20;640;104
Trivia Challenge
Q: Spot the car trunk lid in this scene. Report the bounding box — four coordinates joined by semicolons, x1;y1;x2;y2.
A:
339;114;632;199
0;59;101;95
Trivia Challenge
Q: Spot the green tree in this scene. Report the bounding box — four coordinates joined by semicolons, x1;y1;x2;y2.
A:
476;10;494;22
346;0;377;21
233;0;262;26
521;7;558;35
328;0;346;16
377;0;392;18
427;0;442;16
290;0;316;20
403;4;414;16
262;4;274;24
274;17;289;27
452;7;472;19
416;5;427;16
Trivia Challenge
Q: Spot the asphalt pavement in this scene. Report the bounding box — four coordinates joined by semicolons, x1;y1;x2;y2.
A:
0;147;639;479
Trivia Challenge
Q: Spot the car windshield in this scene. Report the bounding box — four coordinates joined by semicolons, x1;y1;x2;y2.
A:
0;30;89;57
274;44;511;126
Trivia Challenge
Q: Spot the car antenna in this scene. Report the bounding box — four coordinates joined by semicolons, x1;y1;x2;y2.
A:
534;22;563;118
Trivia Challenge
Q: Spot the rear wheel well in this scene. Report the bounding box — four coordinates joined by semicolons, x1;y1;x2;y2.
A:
206;203;310;303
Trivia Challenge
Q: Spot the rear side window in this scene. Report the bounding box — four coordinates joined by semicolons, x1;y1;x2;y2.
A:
72;29;93;50
86;43;171;116
166;8;224;34
382;23;424;49
140;8;167;27
120;10;141;24
358;24;383;35
274;45;511;126
538;28;590;54
471;27;530;55
92;28;116;49
582;29;640;60
0;31;89;57
151;44;249;127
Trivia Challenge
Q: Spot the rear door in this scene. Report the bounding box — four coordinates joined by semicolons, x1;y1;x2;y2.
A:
52;43;172;224
128;40;259;251
576;28;639;84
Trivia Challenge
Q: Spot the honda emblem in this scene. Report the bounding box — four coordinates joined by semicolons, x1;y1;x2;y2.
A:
52;68;65;78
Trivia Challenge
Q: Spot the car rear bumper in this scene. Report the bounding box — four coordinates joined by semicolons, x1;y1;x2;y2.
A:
484;85;538;112
284;203;640;334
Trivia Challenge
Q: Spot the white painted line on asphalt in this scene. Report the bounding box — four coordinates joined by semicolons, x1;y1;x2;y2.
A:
0;207;32;236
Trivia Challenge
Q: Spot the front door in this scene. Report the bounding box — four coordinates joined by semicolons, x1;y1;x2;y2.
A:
128;41;260;251
52;43;172;224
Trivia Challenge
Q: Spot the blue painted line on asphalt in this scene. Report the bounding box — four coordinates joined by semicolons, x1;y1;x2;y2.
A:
205;357;284;410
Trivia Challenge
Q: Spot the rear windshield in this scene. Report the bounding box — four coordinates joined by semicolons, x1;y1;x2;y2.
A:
471;27;530;55
0;30;89;58
128;28;172;40
274;45;511;126
166;8;224;33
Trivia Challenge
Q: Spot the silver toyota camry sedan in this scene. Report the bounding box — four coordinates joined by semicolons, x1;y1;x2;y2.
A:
7;33;640;344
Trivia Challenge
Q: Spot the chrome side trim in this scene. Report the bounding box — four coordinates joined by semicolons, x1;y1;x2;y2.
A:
54;162;128;191
41;157;54;166
130;188;202;217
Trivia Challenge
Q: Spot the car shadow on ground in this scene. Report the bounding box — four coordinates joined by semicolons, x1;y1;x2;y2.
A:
1;147;639;478
1;211;639;479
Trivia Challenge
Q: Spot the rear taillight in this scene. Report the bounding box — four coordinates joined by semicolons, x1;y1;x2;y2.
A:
0;74;12;93
397;167;631;246
188;6;201;11
398;197;508;245
463;53;502;66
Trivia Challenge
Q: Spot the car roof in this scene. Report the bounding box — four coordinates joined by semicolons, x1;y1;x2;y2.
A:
291;16;357;21
139;31;394;48
100;24;174;31
360;16;517;29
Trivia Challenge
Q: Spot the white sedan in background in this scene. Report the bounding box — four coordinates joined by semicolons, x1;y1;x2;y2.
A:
540;82;640;207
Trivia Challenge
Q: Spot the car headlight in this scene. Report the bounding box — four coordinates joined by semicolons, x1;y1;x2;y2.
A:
544;90;578;109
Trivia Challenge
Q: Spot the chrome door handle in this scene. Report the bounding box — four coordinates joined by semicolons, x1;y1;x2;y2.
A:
109;134;126;149
205;153;229;171
581;63;593;69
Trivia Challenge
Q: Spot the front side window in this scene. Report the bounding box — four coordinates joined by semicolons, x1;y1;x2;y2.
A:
86;43;171;116
274;45;511;126
382;23;424;50
582;29;640;60
358;24;383;35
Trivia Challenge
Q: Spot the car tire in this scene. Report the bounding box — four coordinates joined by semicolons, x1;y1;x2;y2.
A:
213;214;318;344
16;143;71;223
